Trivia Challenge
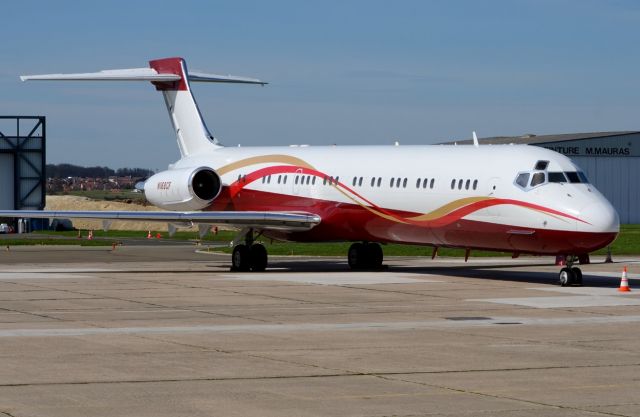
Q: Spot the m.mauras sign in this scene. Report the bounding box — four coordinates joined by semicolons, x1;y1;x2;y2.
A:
543;145;631;156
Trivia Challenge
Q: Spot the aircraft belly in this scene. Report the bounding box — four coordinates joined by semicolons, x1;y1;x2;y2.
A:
211;188;614;254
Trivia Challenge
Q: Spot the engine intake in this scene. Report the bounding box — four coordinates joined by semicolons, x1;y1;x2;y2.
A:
144;166;222;211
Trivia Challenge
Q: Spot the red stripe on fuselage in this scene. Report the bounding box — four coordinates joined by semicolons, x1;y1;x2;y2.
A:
209;187;614;255
226;165;589;226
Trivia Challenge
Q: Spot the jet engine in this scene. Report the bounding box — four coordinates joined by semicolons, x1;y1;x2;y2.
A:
144;167;222;211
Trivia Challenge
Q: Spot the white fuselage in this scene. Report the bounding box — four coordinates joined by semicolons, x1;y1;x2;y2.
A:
168;143;619;254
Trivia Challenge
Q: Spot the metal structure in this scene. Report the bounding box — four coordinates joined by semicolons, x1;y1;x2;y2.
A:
447;131;640;224
0;116;46;217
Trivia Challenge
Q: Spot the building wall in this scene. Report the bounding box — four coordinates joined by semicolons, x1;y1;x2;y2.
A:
0;154;14;210
535;133;640;224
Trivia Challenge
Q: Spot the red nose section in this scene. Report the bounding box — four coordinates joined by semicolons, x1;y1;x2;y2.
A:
149;57;188;91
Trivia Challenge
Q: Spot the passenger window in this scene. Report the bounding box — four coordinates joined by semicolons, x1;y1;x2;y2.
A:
472;179;477;190
335;176;339;184
430;179;435;189
377;178;381;187
515;173;529;188
422;178;428;188
458;179;463;190
323;176;327;185
390;178;395;187
358;177;363;186
465;179;470;190
371;178;375;187
548;172;567;183
401;178;406;188
450;179;455;189
530;172;545;187
352;177;357;186
278;175;282;184
312;177;316;185
416;178;421;188
396;178;402;188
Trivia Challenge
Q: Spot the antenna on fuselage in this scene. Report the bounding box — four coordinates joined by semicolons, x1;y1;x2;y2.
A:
472;131;479;147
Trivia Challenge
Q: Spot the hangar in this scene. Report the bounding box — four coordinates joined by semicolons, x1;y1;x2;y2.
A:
452;131;639;224
0;116;46;230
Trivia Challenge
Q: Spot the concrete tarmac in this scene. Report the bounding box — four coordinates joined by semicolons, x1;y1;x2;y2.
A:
1;244;639;416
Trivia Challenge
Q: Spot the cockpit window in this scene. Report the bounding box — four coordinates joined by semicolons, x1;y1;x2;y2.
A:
530;172;545;187
565;171;585;183
515;173;530;188
534;160;549;170
548;172;567;183
566;172;581;183
514;166;589;191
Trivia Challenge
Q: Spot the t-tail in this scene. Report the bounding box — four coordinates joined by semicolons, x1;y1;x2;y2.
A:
20;57;267;157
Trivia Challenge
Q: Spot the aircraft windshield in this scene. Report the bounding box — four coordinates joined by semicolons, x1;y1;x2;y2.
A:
514;169;589;190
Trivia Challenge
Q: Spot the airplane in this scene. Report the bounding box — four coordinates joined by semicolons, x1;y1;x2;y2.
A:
0;57;619;286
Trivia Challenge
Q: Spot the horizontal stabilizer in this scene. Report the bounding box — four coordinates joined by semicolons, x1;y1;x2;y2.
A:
20;68;180;82
0;210;320;232
20;68;267;85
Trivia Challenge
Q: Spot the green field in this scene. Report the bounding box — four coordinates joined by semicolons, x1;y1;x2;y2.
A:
5;224;635;256
55;190;146;204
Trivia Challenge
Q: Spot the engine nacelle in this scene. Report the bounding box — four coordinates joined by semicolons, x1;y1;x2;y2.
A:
144;167;222;211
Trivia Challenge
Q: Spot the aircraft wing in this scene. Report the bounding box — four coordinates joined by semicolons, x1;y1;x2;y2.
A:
0;210;321;232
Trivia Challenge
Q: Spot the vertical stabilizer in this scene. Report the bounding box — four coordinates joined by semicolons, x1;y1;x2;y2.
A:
149;57;219;157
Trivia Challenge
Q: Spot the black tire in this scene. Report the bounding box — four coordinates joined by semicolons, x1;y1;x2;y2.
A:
365;243;383;269
571;267;583;286
232;244;251;272
250;244;268;272
348;243;365;270
559;267;575;286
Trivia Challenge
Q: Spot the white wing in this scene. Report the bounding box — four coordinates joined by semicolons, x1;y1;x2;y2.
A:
0;210;320;232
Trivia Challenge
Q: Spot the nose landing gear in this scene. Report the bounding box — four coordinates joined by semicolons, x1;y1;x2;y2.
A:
558;255;583;286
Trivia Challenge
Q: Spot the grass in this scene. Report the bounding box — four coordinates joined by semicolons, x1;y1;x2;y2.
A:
0;238;112;247
19;225;638;257
54;190;146;203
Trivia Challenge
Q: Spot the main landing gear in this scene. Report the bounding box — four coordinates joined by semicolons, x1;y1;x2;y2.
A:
558;255;583;287
348;242;384;270
230;229;267;272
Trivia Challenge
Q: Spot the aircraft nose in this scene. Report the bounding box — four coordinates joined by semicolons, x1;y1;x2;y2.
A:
578;200;620;234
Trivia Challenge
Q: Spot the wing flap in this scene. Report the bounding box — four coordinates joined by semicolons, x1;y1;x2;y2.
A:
0;210;320;232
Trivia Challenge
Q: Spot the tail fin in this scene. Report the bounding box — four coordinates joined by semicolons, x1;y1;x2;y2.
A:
149;57;217;156
21;57;266;157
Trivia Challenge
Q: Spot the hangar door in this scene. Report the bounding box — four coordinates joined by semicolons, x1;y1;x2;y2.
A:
0;154;14;210
0;116;45;211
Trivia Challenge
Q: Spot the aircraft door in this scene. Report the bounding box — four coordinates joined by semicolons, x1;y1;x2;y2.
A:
485;177;502;219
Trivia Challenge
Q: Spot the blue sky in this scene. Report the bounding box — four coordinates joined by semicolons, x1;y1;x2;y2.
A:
2;0;640;170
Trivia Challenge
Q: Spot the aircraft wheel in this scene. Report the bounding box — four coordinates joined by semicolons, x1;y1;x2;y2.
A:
571;267;583;286
250;244;268;272
559;267;575;287
231;244;251;272
348;243;365;270
365;243;383;269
